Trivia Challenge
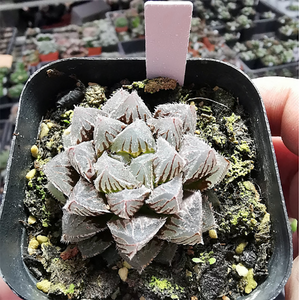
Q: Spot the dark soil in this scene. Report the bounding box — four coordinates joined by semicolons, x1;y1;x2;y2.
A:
23;78;272;300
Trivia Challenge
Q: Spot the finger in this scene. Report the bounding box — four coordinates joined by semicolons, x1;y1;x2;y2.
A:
253;77;299;155
285;256;299;300
0;278;21;300
272;137;299;220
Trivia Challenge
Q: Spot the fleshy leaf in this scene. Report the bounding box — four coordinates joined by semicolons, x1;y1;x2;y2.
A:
111;120;156;157
101;88;130;115
70;107;106;145
46;182;66;204
62;126;72;149
94;152;139;193
153;137;185;185
77;231;113;259
146;175;183;214
180;135;229;190
61;210;109;243
107;215;167;259
43;151;79;197
109;152;132;164
159;191;203;245
202;196;216;232
110;90;152;124
147;117;183;151
120;238;164;273
154;242;178;266
202;151;230;189
67;141;97;182
93;116;126;156
154;103;197;134
64;178;110;216
130;153;155;189
106;186;151;219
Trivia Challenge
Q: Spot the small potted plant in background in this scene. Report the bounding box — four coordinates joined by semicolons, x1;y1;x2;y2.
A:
83;37;102;56
35;33;54;42
260;54;282;67
60;39;88;59
22;49;40;68
9;62;29;85
217;8;232;22
7;83;24;101
242;0;258;7
261;11;276;20
241;6;257;20
37;41;59;62
239;50;258;68
225;20;242;32
224;32;241;48
226;2;240;16
237;15;256;41
278;21;299;41
114;15;129;33
233;41;248;53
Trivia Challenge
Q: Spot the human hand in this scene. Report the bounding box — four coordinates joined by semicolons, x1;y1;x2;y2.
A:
253;76;299;300
0;277;21;300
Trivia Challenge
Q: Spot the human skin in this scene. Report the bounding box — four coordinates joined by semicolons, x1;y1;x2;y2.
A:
253;77;299;300
0;76;298;300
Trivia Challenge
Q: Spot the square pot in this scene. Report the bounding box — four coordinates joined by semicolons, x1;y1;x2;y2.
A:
0;58;292;300
39;51;59;62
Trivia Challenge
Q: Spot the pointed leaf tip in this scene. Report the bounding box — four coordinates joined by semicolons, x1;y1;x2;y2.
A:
107;215;167;260
94;152;139;193
110;90;152;124
64;178;110;217
106;186;151;219
153;137;185;184
111;119;156;157
43;151;79;197
159;191;203;245
146;175;183;214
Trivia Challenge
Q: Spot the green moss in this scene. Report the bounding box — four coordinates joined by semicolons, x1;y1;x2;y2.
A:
226;153;254;183
197;112;227;147
224;113;240;133
237;140;250;153
148;276;184;298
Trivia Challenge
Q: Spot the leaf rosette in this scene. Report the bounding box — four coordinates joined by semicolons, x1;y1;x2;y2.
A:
43;88;230;271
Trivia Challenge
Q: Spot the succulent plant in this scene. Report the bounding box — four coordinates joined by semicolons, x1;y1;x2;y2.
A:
279;49;295;63
233;42;248;53
218;9;231;21
261;54;282;67
241;6;256;17
279;24;299;36
43;88;229;271
261;11;276;19
114;16;129;28
225;20;242;32
253;47;267;58
242;0;256;7
37;41;58;55
236;15;253;28
8;83;24;98
239;50;256;61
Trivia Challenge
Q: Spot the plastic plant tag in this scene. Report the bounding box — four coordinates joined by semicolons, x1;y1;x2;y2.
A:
145;1;193;85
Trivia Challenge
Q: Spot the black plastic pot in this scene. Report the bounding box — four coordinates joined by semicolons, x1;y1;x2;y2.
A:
254;19;277;34
0;58;292;300
119;39;145;55
240;25;256;42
